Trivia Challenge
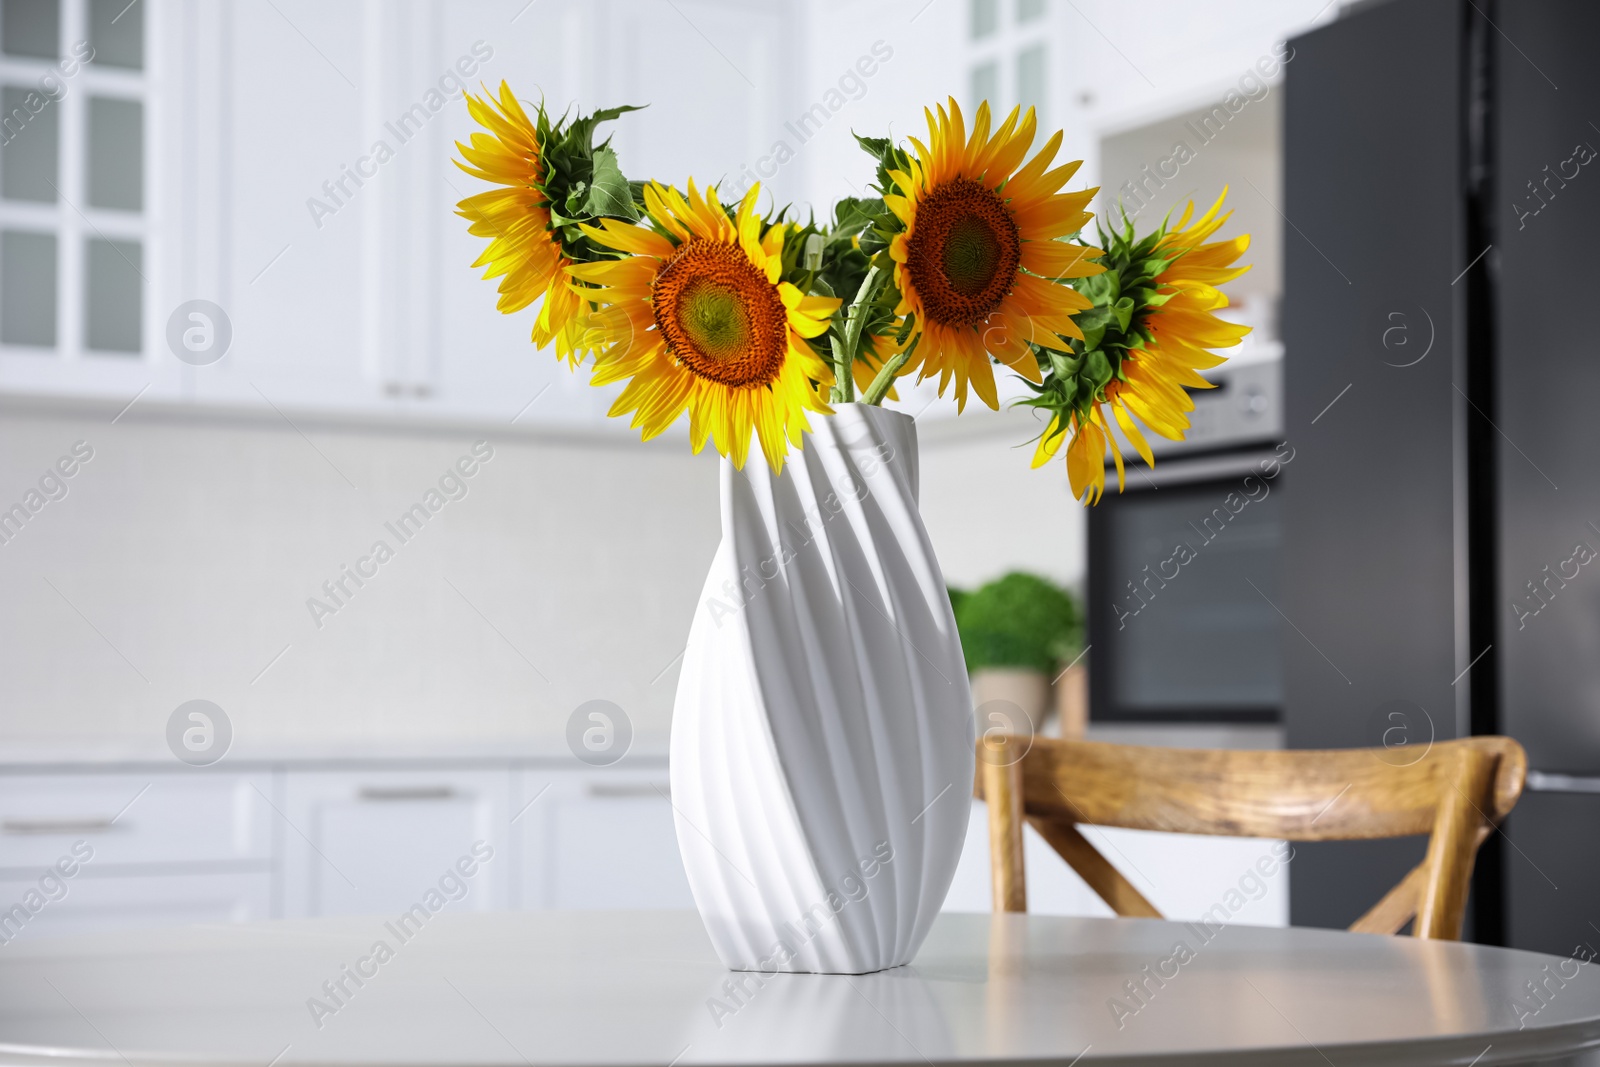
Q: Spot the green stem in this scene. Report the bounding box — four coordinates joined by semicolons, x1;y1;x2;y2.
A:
860;333;920;407
829;334;852;404
831;263;888;403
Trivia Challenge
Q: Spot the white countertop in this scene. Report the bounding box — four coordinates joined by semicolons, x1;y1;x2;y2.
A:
1;910;1595;1067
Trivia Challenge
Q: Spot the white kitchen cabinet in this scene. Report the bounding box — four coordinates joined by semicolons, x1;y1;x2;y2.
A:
279;767;512;919
0;870;272;946
0;771;274;870
0;756;1289;943
0;0;800;426
0;769;275;947
515;765;693;910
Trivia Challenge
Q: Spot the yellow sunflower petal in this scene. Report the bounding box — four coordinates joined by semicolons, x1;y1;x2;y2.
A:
454;81;589;364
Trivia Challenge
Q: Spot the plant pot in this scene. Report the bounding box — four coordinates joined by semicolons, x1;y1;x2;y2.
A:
970;666;1052;734
670;403;975;975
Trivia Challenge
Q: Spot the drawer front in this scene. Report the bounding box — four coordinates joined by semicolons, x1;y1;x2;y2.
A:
0;773;275;870
0;870;273;947
281;768;512;919
516;766;693;910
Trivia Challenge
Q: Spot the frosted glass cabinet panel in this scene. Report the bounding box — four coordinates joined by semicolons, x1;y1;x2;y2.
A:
86;94;141;210
0;85;58;201
86;0;141;69
2;0;61;59
1;229;55;345
83;235;139;351
0;0;149;385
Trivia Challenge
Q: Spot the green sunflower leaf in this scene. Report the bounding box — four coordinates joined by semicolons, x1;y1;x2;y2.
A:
832;197;887;238
561;104;647;153
581;146;640;221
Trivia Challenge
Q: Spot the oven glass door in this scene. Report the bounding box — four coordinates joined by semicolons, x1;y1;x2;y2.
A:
1090;464;1284;721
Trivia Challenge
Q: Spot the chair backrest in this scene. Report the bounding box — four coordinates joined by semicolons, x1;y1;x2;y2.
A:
974;734;1526;940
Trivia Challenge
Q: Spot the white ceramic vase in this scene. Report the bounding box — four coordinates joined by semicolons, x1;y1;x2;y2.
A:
670;403;975;975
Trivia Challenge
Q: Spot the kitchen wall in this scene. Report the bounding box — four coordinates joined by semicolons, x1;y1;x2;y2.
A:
0;399;1084;747
0;400;716;746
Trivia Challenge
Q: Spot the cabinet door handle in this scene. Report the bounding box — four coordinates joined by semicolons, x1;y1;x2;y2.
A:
1527;771;1600;794
586;782;669;798
358;786;456;802
3;817;117;835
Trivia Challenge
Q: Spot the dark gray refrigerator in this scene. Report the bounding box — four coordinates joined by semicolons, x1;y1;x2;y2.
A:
1282;0;1600;952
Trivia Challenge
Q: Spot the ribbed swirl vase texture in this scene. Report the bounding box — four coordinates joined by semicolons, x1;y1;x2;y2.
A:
670;403;975;975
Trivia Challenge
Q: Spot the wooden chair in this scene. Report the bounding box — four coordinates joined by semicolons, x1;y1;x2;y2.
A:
974;735;1526;940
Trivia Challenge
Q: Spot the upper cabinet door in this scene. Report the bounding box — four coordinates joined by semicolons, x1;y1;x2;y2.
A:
0;0;798;425
0;0;156;399
280;767;512;919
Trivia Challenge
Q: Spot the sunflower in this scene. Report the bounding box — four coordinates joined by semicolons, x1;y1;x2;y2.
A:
1032;191;1251;503
569;180;840;471
883;98;1102;411
454;82;587;363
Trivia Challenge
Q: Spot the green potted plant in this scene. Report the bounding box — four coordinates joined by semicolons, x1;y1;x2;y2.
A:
953;573;1083;735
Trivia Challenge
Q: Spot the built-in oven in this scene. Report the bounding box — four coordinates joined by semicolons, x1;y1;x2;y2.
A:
1086;359;1287;724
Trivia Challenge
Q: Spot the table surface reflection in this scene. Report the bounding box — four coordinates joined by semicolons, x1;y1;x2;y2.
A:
2;910;1597;1067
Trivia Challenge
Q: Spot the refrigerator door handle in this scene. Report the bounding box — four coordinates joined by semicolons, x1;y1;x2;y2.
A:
1526;771;1600;794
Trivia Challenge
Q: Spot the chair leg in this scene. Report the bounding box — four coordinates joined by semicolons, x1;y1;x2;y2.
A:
982;743;1027;913
1415;746;1495;939
1028;816;1162;919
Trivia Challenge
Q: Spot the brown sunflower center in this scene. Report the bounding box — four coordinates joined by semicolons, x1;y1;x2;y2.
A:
652;239;788;388
904;178;1021;328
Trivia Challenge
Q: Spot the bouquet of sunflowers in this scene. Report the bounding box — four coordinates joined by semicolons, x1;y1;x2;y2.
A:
455;83;1249;504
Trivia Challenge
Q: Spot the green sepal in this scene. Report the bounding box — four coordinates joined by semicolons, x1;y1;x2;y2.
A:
1111;296;1135;333
1045;348;1080;380
853;133;912;195
1084;348;1114;393
533;101;646;263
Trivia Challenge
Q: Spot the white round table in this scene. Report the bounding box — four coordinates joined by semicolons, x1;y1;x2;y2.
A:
2;911;1597;1066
